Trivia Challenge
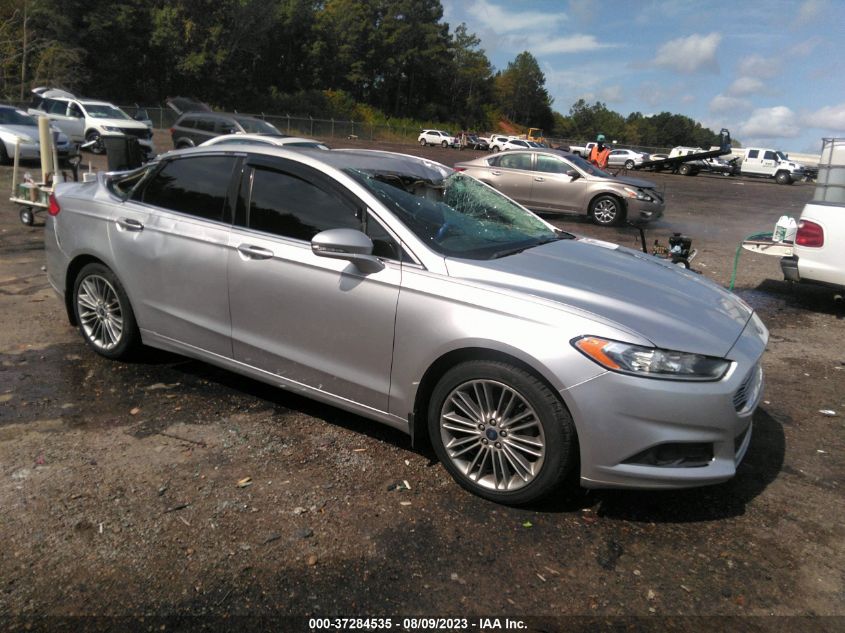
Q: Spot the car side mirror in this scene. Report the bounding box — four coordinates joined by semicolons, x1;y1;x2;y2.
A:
566;169;580;180
311;228;385;274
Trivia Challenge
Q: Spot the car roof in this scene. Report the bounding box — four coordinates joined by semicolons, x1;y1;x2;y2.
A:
162;146;453;182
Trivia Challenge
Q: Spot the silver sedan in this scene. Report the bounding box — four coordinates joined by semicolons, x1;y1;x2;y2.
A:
44;146;767;504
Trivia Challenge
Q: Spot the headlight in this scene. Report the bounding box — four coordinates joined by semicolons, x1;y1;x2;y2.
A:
623;187;653;202
572;336;730;381
103;126;123;132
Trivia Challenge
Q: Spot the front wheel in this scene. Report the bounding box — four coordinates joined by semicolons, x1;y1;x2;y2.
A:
428;360;576;505
775;171;792;185
419;139;427;146
73;263;140;359
589;195;624;226
85;131;105;154
624;159;635;169
441;140;448;148
19;207;34;226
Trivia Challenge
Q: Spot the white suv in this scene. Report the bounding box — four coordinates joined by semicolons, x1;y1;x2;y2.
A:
418;129;455;147
28;88;154;157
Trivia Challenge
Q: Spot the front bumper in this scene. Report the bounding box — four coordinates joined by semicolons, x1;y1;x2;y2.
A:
628;198;665;223
564;317;766;489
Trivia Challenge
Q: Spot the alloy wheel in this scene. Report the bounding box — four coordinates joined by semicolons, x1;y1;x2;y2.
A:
76;275;124;351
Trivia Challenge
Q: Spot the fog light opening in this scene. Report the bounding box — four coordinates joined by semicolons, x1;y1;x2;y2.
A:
623;442;714;468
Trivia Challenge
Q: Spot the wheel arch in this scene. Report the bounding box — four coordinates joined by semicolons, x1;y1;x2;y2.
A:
409;346;574;449
588;190;626;213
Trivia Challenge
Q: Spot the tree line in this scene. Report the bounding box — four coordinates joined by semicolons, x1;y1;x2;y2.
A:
0;0;724;147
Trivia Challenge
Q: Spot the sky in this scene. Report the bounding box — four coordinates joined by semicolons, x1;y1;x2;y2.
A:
440;0;845;153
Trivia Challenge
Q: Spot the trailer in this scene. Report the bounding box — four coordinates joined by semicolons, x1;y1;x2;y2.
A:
635;129;733;173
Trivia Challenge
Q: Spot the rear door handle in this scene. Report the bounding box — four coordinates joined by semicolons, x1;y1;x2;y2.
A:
117;218;144;231
534;177;545;182
237;244;274;260
491;170;501;176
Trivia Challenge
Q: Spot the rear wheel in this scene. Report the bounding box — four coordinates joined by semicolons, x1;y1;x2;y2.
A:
678;163;693;176
19;207;34;226
419;138;427;146
589;195;624;226
73;263;140;359
775;171;792;185
428;360;576;505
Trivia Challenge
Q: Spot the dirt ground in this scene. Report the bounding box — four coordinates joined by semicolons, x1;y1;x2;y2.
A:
0;133;843;632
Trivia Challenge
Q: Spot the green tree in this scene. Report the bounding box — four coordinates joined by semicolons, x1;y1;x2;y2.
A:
494;51;553;129
447;23;493;128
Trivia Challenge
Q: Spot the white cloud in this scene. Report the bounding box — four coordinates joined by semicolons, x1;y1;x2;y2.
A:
789;36;823;57
803;103;845;131
598;85;624;103
796;0;826;26
709;94;752;114
727;77;767;97
737;54;778;80
466;0;567;34
739;107;801;138
653;33;721;74
532;34;613;54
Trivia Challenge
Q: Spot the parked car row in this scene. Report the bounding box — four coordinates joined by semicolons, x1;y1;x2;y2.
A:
0;104;76;164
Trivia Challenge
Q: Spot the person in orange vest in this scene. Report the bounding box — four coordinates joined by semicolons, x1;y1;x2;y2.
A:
589;134;611;169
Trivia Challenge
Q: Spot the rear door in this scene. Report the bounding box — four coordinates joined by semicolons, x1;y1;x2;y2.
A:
226;156;403;411
114;154;241;356
478;152;536;206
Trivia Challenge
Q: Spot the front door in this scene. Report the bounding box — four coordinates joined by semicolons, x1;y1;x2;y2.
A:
227;157;402;412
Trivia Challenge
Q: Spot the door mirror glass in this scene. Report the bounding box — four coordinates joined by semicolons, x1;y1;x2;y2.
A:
566;169;580;180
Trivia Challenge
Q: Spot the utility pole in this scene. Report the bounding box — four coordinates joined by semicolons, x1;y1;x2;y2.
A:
20;0;27;101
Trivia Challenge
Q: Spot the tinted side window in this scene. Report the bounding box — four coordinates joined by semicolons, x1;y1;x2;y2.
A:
747;150;759;159
180;117;196;129
215;119;237;134
248;167;360;241
196;118;215;132
136;156;237;222
763;151;775;160
46;99;66;115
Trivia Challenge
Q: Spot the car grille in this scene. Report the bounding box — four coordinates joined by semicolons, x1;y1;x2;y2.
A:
119;127;152;140
733;364;762;413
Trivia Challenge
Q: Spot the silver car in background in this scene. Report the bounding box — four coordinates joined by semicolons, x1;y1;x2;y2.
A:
455;149;664;226
44;146;766;504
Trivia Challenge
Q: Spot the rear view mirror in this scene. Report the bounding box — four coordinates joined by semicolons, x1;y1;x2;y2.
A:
566;170;580;180
311;228;384;274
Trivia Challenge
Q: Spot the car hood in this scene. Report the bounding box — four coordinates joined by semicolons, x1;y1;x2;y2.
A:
445;238;753;358
601;174;658;189
92;118;148;129
0;125;40;141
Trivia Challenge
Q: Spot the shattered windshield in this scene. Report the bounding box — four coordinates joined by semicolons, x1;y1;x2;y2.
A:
347;170;569;260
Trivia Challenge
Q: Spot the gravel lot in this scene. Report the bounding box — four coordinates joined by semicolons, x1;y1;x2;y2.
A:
0;134;843;631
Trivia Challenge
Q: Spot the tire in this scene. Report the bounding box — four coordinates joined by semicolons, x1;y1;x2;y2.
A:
492;145;500;153
19;207;34;226
419;139;427;146
427;360;576;505
441;140;448;148
0;142;9;166
85;130;105;154
678;163;692;176
72;263;140;360
775;171;792;185
589;194;625;226
624;159;635;170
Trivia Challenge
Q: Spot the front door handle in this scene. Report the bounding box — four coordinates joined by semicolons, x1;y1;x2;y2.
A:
490;170;501;176
534;177;545;182
237;244;274;260
117;218;144;231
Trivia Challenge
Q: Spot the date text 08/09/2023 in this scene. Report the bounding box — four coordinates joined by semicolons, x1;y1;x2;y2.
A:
308;617;528;631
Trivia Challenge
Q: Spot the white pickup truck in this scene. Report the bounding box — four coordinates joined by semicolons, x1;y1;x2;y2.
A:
738;147;806;184
780;138;845;291
568;141;597;157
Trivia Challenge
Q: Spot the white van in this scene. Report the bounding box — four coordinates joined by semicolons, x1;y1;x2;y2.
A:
780;138;845;290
